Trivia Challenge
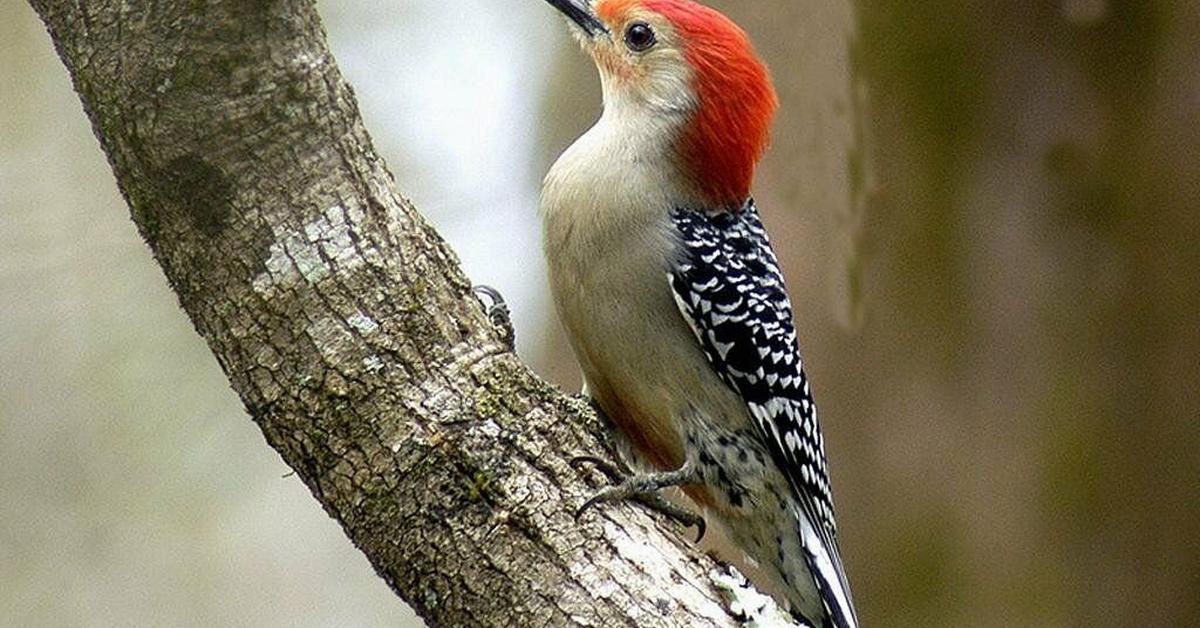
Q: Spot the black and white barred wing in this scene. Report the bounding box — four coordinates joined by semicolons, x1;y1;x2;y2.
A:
669;204;834;529
668;203;857;628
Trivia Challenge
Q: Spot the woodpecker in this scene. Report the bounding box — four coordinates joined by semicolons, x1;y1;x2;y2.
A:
537;1;858;626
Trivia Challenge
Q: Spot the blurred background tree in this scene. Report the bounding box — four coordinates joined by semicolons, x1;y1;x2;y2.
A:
1;1;1195;627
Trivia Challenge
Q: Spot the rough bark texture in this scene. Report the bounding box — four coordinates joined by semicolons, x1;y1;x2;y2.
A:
27;1;752;625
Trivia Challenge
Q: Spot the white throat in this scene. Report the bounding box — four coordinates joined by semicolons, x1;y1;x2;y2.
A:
543;63;697;213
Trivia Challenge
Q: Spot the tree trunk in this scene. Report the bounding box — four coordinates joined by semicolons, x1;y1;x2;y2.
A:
25;1;760;625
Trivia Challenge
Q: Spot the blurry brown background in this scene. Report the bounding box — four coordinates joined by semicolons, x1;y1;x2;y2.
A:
2;1;1197;627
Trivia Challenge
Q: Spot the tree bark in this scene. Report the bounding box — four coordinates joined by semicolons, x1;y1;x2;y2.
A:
26;1;755;625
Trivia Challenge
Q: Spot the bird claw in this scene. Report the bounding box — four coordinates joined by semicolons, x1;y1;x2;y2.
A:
570;454;626;481
472;284;515;350
571;456;707;542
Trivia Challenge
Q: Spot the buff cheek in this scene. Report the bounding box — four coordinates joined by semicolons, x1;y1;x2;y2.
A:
593;47;637;81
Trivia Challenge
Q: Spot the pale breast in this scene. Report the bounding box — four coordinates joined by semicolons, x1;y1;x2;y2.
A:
540;132;750;470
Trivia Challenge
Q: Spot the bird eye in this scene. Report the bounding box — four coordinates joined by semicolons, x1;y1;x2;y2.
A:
624;22;657;52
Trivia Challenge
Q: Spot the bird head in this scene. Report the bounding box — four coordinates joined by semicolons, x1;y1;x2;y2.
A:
543;0;778;208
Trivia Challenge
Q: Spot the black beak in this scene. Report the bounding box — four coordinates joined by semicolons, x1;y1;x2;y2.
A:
543;0;608;38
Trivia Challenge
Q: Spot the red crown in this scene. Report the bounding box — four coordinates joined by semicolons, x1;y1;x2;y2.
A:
645;0;777;207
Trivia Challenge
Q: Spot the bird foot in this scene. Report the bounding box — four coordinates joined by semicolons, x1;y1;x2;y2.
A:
472;285;515;350
571;456;706;542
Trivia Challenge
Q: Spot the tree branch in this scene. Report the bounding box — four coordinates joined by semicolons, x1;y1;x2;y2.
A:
27;0;751;625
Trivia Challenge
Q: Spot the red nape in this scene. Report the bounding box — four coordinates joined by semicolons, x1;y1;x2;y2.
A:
645;0;778;208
